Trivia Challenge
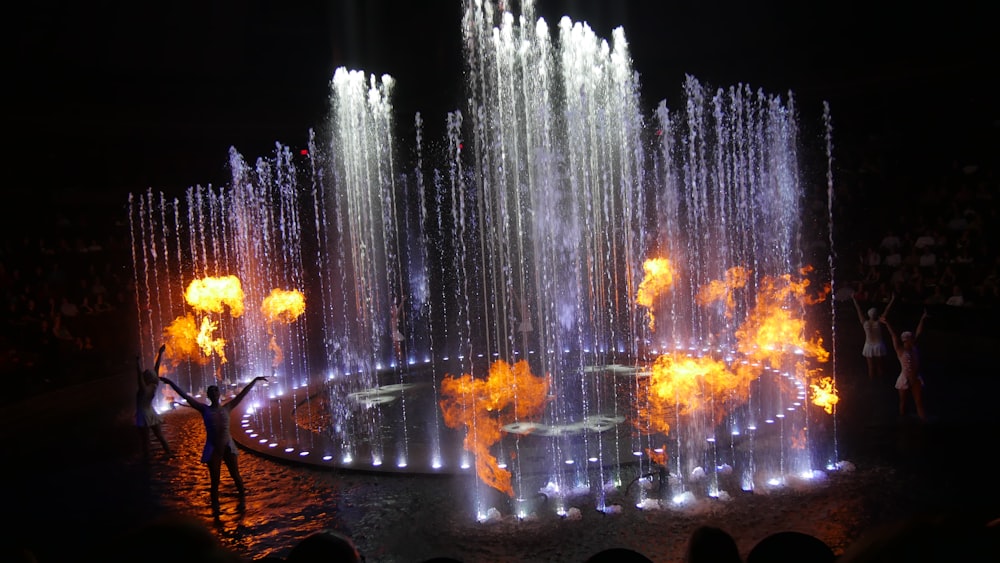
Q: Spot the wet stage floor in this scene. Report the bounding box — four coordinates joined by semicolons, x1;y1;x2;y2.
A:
4;355;998;563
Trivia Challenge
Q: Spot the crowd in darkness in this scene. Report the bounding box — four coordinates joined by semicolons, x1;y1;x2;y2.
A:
831;131;998;311
0;197;135;403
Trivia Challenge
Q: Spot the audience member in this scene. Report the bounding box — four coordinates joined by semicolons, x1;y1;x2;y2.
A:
837;512;999;563
285;529;362;563
746;531;834;563
686;525;742;563
584;547;654;563
110;514;244;563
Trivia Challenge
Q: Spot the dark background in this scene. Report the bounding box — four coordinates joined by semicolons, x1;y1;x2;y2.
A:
4;0;996;206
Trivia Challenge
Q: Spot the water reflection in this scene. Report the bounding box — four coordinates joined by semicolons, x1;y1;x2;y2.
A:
154;406;868;561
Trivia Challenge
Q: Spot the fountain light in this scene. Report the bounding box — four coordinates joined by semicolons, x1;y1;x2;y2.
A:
130;0;836;518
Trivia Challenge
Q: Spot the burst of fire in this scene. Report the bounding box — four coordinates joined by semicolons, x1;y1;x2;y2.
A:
735;272;830;365
185;275;245;317
160;275;244;374
645;444;668;467
163;313;227;370
696;266;749;318
637;353;753;435
636;257;674;331
790;427;808;450
810;376;839;414
635;266;835;438
261;288;307;368
261;288;306;323
439;359;550;497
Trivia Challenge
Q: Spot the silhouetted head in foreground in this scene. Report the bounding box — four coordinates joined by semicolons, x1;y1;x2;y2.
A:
837;512;1000;563
113;514;242;563
584;547;653;562
687;525;742;563
286;529;362;563
746;531;834;563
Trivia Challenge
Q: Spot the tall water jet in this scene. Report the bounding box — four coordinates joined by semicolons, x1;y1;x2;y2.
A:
129;0;839;519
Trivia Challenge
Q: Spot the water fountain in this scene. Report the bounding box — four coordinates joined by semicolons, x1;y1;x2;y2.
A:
130;0;840;520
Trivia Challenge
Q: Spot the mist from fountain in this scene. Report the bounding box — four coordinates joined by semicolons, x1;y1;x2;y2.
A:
129;0;838;519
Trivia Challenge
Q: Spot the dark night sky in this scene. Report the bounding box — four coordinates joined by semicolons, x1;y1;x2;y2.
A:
4;0;996;205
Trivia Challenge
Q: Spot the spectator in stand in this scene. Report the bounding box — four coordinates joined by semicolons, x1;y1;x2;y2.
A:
918;246;936;271
924;285;946;305
59;295;79;319
879;229;901;254
686;525;741;563
78;296;94;315
863;246;881;269
862;265;881;288
914;229;936;251
93;293;114;313
945;285;965;307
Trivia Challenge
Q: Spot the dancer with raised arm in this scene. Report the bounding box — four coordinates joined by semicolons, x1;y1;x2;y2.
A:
159;374;267;514
881;314;927;421
852;293;894;379
135;343;172;460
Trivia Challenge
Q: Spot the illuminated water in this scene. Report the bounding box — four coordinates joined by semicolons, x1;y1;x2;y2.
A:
129;0;839;518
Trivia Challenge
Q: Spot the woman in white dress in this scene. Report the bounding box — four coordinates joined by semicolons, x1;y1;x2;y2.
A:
852;293;894;379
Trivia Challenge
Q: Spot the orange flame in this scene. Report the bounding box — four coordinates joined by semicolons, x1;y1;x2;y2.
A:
261;288;306;323
790;427;808;450
735;273;829;365
636;257;674;331
638;352;753;435
645;445;668;467
636;266;833;437
439;360;550;496
268;336;283;368
162;314;227;370
810;376;839;414
696;266;750;318
185;275;245;317
260;288;306;368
